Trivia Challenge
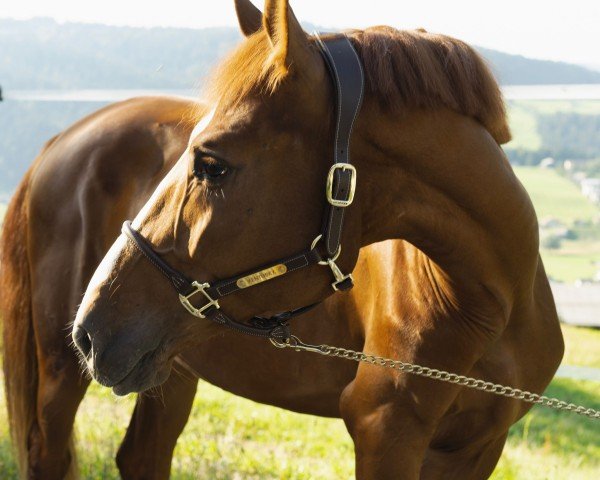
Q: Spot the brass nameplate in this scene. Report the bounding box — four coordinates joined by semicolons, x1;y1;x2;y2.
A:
236;264;287;289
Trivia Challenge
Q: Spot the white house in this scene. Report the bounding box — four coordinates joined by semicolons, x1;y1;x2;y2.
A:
581;178;600;203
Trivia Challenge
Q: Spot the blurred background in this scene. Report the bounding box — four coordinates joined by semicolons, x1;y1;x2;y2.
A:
0;1;599;478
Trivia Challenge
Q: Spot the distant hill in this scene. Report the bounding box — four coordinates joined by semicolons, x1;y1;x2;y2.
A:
478;47;600;85
0;18;240;89
1;17;599;90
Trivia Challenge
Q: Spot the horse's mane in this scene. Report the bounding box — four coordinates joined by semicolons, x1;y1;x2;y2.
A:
204;26;511;144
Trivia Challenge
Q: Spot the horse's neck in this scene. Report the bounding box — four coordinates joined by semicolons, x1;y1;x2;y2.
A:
356;107;539;326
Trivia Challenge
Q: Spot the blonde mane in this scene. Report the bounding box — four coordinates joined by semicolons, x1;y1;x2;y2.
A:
203;26;511;144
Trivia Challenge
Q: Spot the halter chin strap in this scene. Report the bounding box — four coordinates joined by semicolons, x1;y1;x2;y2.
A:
121;34;364;339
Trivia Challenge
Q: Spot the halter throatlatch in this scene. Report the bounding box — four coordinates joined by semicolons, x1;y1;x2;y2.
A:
121;33;364;340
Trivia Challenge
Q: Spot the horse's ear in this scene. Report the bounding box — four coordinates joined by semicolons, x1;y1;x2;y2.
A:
262;0;312;75
235;0;263;37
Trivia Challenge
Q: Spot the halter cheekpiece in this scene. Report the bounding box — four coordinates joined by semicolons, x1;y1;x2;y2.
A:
122;33;364;340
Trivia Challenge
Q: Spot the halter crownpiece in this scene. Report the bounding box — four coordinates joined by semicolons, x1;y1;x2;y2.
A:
122;33;364;339
315;33;364;258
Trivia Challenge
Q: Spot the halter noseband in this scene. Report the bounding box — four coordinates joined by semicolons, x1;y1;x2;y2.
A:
122;34;364;340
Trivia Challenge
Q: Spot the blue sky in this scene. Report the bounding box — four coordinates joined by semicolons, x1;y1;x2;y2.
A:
3;0;599;69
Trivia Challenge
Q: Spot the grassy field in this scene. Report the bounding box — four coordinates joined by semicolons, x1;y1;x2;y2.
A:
562;324;600;369
506;103;543;150
0;325;598;479
542;252;599;283
513;167;599;224
512;166;600;282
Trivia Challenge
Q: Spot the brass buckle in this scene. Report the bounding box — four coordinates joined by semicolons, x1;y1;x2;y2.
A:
326;163;357;207
178;281;220;318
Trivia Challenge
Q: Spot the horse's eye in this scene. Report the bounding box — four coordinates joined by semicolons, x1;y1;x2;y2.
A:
193;153;229;182
204;163;228;179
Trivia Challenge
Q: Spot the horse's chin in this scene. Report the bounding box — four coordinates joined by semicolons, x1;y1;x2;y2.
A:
110;355;173;396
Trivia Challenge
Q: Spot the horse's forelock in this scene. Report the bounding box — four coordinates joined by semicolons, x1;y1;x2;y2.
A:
202;31;288;111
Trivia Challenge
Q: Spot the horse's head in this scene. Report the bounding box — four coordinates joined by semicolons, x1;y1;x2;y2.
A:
73;0;364;395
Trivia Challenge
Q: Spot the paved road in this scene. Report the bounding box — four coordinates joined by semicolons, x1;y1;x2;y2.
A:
551;282;600;327
556;365;600;382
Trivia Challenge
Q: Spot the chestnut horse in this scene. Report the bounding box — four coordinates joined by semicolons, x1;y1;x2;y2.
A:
2;0;563;478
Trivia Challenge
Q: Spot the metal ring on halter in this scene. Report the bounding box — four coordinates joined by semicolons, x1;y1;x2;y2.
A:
310;234;342;264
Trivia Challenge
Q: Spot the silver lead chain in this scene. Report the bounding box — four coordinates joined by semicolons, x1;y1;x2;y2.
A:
270;335;600;421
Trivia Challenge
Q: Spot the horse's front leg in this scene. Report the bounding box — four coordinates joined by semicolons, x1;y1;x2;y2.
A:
116;361;198;480
339;331;484;480
340;364;440;479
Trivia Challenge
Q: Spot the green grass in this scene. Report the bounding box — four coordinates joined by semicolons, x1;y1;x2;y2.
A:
493;325;600;480
512;166;600;282
494;379;600;480
541;251;599;283
1;325;599;478
513;167;599;224
506;103;542;150
1;377;598;479
562;325;600;369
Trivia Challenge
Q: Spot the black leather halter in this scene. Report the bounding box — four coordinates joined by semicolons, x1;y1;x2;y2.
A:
122;34;364;340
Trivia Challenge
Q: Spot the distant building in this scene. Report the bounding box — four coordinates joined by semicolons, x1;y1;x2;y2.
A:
563;160;573;171
539;157;555;168
581;178;600;204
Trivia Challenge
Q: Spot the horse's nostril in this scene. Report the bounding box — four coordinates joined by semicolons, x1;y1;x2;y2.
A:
73;325;92;358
